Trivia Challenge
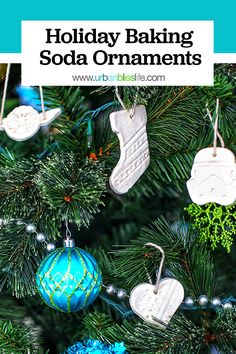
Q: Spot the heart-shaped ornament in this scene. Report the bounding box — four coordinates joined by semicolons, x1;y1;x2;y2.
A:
129;278;184;328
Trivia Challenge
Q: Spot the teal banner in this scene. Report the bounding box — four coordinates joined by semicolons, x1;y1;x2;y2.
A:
0;0;235;53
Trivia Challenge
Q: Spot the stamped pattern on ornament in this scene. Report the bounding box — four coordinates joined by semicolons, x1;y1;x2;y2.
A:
0;105;61;142
129;278;184;328
109;105;150;194
124;125;148;158
187;147;236;205
113;147;149;186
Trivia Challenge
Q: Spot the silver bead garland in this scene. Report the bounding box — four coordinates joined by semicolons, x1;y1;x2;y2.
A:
36;233;46;242
117;289;127;300
222;302;233;309
105;284;128;300
210;297;221;307
184;296;195;307
26;223;36;233
25;222;55;251
104;284;235;311
2;219;236;312
0;219;56;252
46;243;56;252
198;295;209;306
106;284;116;296
24;222;55;251
183;296;235;310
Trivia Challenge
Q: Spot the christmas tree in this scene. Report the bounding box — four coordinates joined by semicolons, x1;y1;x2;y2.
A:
0;64;236;354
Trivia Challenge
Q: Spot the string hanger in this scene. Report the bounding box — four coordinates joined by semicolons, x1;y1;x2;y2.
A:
115;86;139;118
144;243;165;294
206;98;225;157
63;219;75;248
65;219;72;239
0;63;46;124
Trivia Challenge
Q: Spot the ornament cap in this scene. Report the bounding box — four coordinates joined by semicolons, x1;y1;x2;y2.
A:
64;238;75;248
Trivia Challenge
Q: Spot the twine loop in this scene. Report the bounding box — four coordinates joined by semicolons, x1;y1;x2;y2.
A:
144;243;165;294
206;98;225;157
0;63;46;124
115;86;139;119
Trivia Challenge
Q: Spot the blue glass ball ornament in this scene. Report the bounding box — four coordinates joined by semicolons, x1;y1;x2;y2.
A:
36;240;102;312
64;339;127;354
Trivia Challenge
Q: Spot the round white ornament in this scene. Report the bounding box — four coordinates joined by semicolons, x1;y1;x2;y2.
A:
129;278;184;328
187;147;236;205
3;106;40;141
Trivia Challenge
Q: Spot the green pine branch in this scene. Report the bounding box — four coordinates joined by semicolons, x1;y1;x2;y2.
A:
112;217;215;298
0;320;44;354
0;222;45;297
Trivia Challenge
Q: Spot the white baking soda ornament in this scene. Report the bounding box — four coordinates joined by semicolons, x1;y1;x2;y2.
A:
187;99;236;206
0;106;61;142
109;105;150;194
130;278;184;328
129;243;184;329
187;147;236;206
0;64;61;141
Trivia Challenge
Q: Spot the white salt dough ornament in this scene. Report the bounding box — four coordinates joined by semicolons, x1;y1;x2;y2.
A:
0;106;61;141
130;278;184;328
187;147;236;206
109;105;150;194
0;64;61;142
129;243;184;328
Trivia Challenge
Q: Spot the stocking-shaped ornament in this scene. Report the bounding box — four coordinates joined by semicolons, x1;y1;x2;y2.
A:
109;105;150;194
